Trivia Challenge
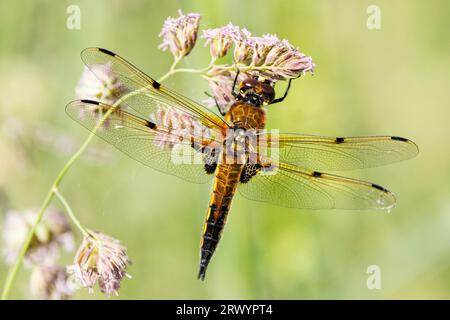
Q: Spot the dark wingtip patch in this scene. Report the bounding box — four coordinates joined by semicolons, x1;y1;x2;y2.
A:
336;137;345;144
98;48;115;56
372;183;388;193
152;81;161;89
391;136;408;142
80;99;100;105
312;171;322;177
145;121;156;129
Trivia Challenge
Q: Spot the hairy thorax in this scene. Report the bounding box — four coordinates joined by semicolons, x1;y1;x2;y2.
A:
224;101;266;130
219;102;267;166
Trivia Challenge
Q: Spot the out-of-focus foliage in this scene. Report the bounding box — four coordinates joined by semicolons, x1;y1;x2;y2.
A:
0;0;449;299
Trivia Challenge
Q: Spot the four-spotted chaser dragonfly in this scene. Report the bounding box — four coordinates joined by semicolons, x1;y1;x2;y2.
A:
66;48;419;280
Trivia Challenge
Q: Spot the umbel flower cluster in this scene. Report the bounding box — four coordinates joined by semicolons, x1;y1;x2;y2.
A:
158;10;315;107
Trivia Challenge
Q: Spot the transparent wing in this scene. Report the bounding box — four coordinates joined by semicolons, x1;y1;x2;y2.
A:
239;162;396;210
66;99;222;183
105;90;225;144
80;47;230;131
255;133;418;171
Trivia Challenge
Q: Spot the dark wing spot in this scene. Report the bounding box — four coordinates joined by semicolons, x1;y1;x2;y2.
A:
145;121;156;129
80;99;100;105
152;81;161;89
204;164;217;174
372;183;388;192
240;164;262;183
203;147;218;174
312;171;322;177
391;136;408;142
336;137;345;144
98;48;115;56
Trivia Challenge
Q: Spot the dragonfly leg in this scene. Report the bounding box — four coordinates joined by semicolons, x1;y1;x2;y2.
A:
204;91;226;116
270;78;293;105
231;68;240;99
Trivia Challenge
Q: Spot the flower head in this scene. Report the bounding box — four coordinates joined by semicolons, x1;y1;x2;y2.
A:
30;265;73;300
2;208;74;266
74;62;124;129
202;23;242;59
235;33;315;81
232;29;254;64
75;62;123;105
67;231;130;297
203;69;246;109
201;26;315;107
257;35;315;79
149;106;214;151
159;10;201;59
250;34;280;66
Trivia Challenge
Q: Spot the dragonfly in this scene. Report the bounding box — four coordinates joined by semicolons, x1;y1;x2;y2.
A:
66;47;419;280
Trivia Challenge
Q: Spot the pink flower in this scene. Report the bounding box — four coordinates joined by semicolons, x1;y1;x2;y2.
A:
241;34;315;80
149;107;213;149
74;62;124;128
232;29;254;64
202;23;242;59
75;62;123;105
204;70;246;110
67;231;130;297
30;265;74;300
158;10;201;58
2;208;74;266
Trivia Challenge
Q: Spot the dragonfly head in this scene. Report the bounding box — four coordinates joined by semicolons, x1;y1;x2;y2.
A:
239;76;275;106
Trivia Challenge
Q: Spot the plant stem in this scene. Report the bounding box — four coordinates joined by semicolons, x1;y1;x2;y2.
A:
1;189;53;300
0;107;112;300
157;56;182;83
53;187;89;238
157;56;215;82
1;67;180;299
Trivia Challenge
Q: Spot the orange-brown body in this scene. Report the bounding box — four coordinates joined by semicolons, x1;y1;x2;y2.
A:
198;102;266;279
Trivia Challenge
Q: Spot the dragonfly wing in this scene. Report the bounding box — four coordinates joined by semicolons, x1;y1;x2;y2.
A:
255;133;418;171
80;47;230;131
238;161;396;210
66;99;222;183
105;91;224;144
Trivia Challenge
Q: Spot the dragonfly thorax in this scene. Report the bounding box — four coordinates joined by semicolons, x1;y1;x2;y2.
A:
224;101;267;130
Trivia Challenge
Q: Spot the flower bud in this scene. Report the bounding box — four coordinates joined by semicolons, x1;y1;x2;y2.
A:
202;23;242;59
159;10;201;59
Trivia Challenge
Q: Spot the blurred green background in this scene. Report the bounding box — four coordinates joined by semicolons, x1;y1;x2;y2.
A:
1;0;449;299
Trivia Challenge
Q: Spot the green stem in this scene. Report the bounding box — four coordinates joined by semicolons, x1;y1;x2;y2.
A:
53;187;89;238
1;189;53;300
157;56;182;83
0;107;112;300
1;69;179;299
158;56;215;82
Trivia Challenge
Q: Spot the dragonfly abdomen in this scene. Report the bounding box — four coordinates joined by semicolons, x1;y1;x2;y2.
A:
198;164;243;280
